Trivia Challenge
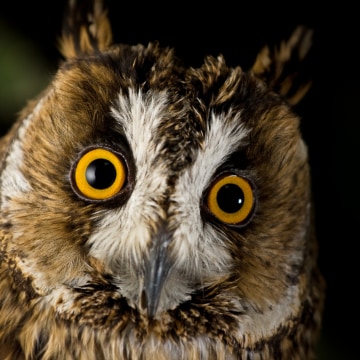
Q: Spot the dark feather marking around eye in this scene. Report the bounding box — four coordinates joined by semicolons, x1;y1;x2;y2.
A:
91;119;132;152
221;149;252;172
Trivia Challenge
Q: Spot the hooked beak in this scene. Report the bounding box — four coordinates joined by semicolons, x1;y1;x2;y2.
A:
143;225;173;318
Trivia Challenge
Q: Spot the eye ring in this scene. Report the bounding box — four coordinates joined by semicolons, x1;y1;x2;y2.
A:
206;173;255;225
73;147;127;200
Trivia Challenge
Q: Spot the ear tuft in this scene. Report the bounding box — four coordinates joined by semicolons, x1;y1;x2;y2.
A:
58;0;113;59
252;26;313;105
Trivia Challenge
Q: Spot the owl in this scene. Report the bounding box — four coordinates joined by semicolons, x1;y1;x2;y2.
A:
0;0;325;359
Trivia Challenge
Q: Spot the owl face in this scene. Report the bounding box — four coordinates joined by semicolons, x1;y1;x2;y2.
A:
0;1;325;359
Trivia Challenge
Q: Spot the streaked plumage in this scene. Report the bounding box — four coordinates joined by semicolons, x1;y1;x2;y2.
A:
0;0;325;359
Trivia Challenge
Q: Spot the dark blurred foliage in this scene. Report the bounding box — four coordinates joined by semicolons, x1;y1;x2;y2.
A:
0;1;357;359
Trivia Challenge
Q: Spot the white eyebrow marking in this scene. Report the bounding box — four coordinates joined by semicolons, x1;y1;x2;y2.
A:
111;88;169;167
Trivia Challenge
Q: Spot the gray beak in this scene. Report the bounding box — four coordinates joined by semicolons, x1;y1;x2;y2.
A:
143;224;173;318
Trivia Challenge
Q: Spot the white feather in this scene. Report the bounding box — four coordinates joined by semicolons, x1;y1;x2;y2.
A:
0;97;48;208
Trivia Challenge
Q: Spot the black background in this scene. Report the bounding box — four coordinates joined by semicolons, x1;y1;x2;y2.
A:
0;2;356;358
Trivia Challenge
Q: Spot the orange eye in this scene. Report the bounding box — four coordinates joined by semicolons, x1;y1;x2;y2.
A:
74;148;126;200
206;174;254;224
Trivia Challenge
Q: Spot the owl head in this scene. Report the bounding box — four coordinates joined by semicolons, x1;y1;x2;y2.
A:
0;0;325;359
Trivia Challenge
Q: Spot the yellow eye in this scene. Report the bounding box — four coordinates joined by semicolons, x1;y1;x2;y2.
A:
207;174;254;225
74;148;126;200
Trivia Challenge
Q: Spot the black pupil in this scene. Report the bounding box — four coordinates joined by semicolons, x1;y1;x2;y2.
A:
217;183;244;213
86;159;117;189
